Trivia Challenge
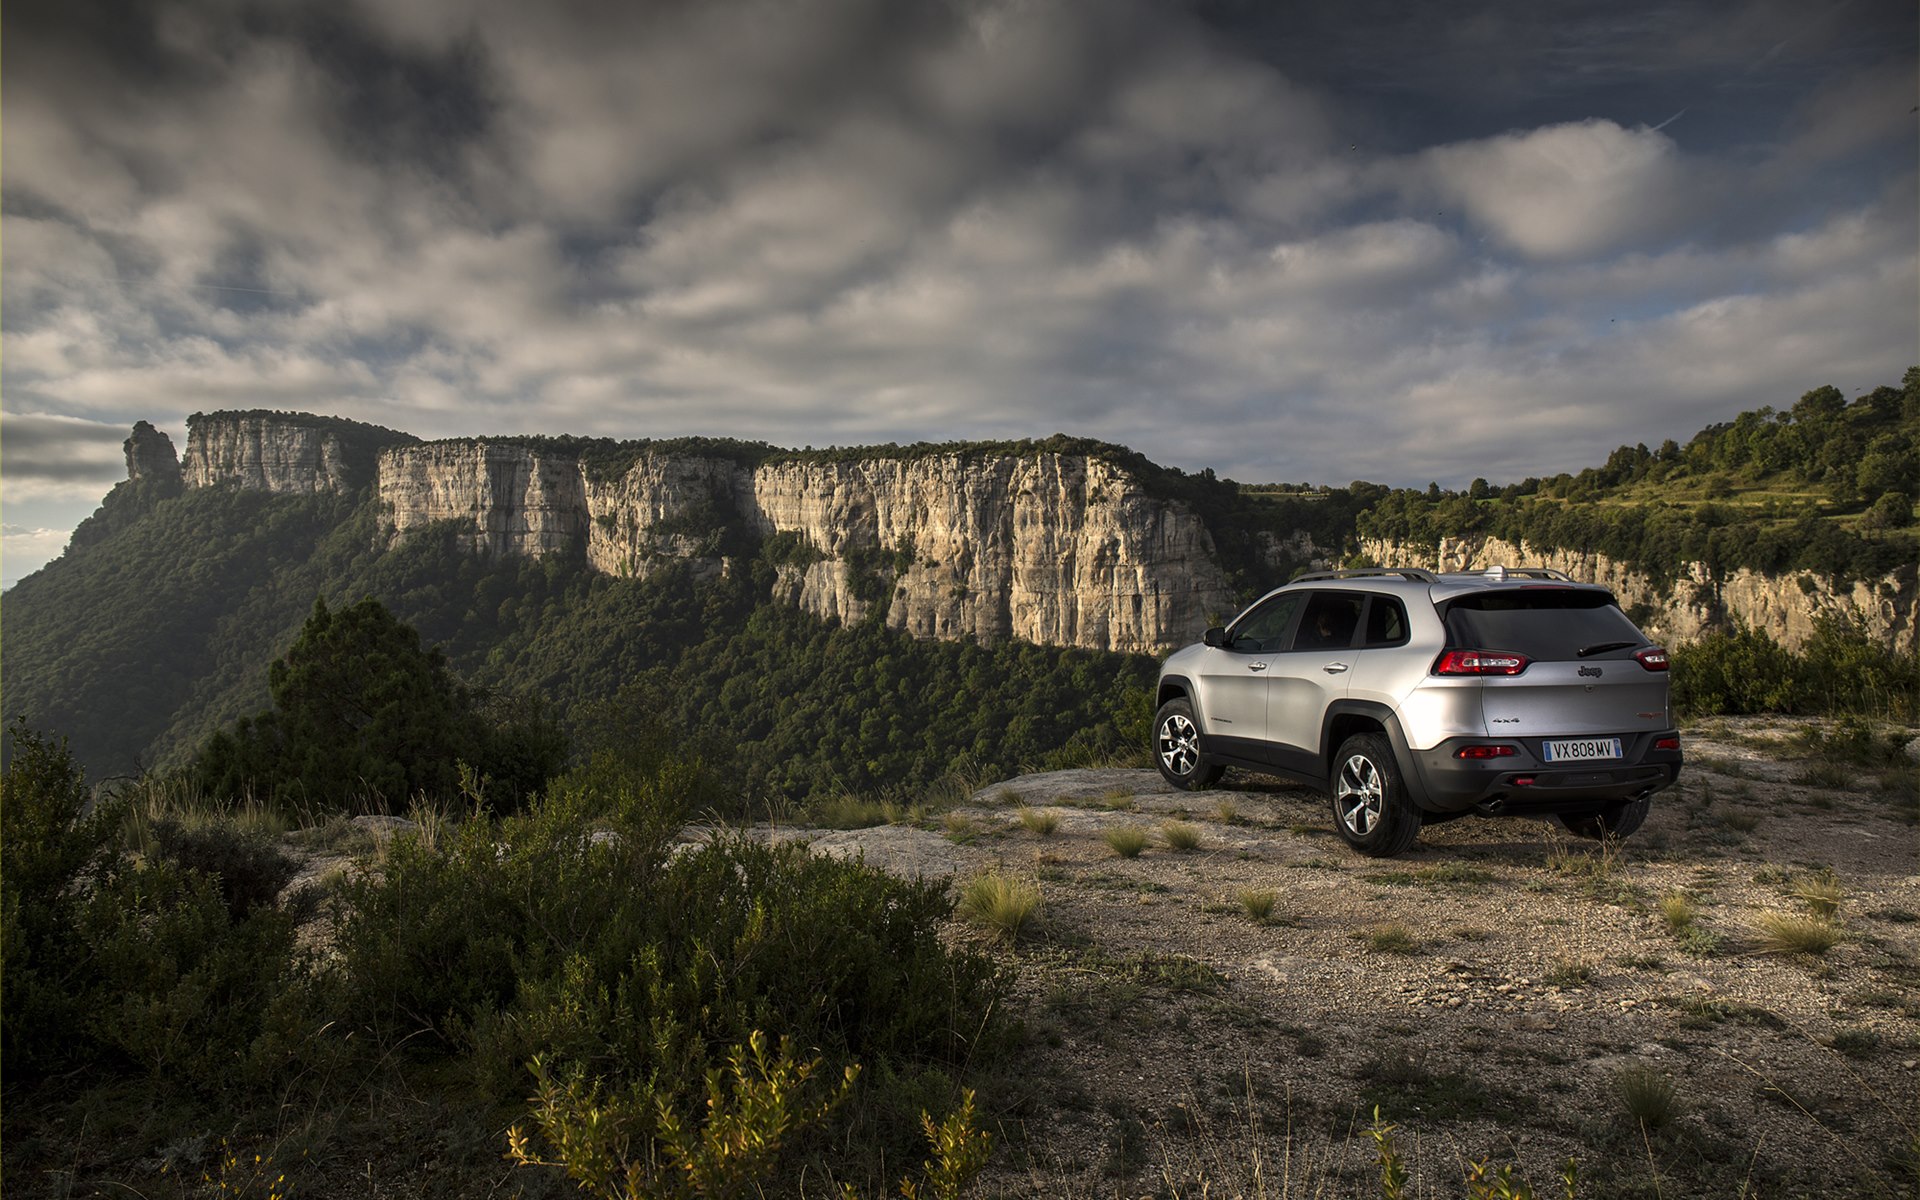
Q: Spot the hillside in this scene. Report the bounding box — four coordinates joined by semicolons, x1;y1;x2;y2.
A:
3;372;1915;794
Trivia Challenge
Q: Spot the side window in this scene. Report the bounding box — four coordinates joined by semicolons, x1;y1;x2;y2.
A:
1295;592;1363;651
1227;593;1303;653
1361;595;1409;647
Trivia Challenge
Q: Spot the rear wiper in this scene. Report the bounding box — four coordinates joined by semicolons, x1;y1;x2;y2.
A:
1577;641;1637;658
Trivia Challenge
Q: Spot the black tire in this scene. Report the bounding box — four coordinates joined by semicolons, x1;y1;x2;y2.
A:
1563;795;1651;841
1328;732;1421;857
1154;697;1224;791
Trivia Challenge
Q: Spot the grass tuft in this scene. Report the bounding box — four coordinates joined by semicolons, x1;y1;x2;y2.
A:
1161;820;1202;851
1614;1063;1681;1129
1238;889;1278;923
1362;923;1420;954
1017;806;1061;836
1545;957;1595;989
1104;825;1149;858
1754;910;1842;956
1660;891;1697;933
957;872;1043;942
1213;799;1241;826
1791;871;1844;919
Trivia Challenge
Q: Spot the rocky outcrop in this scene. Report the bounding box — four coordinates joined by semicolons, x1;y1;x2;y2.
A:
1360;535;1918;654
372;442;1236;654
123;421;181;491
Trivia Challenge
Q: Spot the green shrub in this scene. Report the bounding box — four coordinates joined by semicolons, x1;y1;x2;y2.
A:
147;817;299;919
330;769;1005;1158
1;722;127;1076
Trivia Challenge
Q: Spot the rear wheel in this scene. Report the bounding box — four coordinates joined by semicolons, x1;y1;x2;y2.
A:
1563;795;1651;841
1329;732;1421;857
1154;698;1224;791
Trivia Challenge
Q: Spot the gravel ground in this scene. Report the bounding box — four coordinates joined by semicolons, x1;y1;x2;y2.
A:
776;718;1920;1198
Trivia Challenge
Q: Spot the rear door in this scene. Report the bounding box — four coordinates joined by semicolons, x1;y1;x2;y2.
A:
1444;588;1671;739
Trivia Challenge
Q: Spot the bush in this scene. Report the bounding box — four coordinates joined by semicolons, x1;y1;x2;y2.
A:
147;817;299;919
957;873;1043;942
1;721;123;1076
1104;826;1149;858
329;768;1006;1158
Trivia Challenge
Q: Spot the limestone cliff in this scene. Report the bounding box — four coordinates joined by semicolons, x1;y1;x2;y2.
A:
1360;535;1918;654
372;442;1236;653
382;442;588;558
180;411;416;493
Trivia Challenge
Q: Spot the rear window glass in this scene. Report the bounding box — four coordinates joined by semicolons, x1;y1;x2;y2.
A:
1442;589;1646;661
1361;596;1408;647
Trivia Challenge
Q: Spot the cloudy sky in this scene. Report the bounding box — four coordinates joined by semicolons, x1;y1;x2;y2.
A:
3;0;1915;587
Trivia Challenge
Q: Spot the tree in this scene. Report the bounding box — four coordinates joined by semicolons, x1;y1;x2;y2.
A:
190;598;565;811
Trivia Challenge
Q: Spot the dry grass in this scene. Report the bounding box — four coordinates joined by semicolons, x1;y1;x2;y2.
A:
957;872;1043;942
1018;806;1062;836
1754;911;1842;956
1237;889;1278;923
1161;821;1202;851
1105;826;1150;858
1615;1063;1682;1129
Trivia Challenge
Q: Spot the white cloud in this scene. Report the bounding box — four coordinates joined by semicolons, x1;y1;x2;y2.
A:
1421;119;1693;258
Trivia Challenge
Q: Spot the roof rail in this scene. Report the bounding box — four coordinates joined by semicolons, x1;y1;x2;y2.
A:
1460;566;1575;582
1290;567;1440;584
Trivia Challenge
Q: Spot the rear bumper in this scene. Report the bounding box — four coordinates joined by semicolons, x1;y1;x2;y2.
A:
1407;731;1683;816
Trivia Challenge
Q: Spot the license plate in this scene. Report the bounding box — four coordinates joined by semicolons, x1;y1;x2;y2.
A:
1542;738;1622;762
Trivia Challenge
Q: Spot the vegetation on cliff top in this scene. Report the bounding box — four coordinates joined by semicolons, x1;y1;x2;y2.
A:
1354;368;1920;583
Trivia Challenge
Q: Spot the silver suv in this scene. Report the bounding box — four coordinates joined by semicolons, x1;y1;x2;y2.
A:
1152;567;1682;856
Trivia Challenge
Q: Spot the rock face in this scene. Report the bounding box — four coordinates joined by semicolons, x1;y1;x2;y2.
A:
382;442;589;558
123;421;181;489
182;413;352;494
370;441;1236;653
1360;535;1918;654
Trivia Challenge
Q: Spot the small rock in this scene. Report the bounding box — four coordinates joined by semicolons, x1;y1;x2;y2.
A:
1904;735;1920;764
1496;983;1514;993
1445;996;1464;1008
1903;1059;1918;1071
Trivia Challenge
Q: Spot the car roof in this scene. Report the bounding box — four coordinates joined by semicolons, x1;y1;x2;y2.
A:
1263;566;1616;606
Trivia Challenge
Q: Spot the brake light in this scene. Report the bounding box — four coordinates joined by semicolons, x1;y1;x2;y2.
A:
1434;649;1531;676
1454;744;1517;759
1635;647;1670;672
1655;735;1680;751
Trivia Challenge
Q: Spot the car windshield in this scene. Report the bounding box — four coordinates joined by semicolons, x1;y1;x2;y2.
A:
1442;589;1646;662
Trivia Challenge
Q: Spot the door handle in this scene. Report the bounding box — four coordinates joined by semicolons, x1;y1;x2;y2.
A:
1248;661;1268;672
1322;662;1349;674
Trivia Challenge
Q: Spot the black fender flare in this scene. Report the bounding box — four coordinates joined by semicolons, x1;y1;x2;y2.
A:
1319;700;1436;811
1156;674;1205;728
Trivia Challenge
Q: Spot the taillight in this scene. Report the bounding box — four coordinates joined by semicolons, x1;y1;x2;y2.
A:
1635;647;1670;671
1434;649;1531;676
1655;735;1680;751
1454;744;1517;759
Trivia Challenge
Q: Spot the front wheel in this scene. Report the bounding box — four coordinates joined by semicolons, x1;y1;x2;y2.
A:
1563;795;1650;841
1154;697;1224;791
1329;732;1421;857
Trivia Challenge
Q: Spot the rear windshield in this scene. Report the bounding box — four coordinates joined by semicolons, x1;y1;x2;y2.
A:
1442;589;1647;662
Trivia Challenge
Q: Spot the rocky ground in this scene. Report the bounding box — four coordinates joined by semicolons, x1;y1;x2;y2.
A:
748;717;1920;1198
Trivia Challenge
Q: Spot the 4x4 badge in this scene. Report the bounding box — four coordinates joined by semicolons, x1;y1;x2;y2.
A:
1578;665;1603;678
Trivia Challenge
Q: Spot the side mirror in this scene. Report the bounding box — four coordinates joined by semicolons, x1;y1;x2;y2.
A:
1203;626;1227;648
